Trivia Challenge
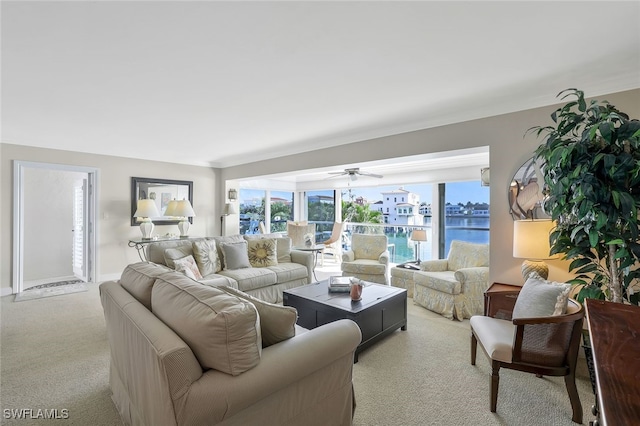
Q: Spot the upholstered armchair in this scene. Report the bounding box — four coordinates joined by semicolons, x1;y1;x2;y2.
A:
413;240;489;320
341;233;390;284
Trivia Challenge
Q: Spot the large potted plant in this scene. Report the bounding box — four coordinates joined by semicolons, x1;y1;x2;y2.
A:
529;88;640;305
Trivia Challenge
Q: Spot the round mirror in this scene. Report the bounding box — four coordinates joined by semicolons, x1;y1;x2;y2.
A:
508;157;548;220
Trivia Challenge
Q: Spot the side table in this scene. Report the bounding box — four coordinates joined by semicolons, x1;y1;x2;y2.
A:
293;244;325;281
484;282;521;319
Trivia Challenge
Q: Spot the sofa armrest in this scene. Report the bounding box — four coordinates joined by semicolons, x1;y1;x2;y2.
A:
419;259;449;272
454;266;489;292
181;319;362;424
379;250;390;265
290;249;314;283
342;250;355;262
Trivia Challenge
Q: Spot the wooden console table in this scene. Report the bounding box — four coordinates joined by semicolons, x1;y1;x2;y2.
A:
585;299;640;426
484;282;521;319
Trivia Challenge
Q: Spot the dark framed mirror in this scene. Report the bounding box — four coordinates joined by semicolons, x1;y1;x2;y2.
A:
131;177;193;226
508;157;549;220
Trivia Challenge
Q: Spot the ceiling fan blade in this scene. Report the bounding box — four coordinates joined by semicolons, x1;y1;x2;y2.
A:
359;171;383;178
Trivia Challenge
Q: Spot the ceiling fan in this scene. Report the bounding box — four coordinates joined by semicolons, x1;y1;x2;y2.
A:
328;167;383;181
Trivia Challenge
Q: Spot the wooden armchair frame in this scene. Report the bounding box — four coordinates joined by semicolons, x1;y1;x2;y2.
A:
470;299;584;423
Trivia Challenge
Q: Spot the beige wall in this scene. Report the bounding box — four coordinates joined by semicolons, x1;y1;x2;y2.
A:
222;88;640;287
1;145;219;293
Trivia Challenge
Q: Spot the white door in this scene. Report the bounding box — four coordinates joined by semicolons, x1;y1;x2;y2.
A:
72;179;88;281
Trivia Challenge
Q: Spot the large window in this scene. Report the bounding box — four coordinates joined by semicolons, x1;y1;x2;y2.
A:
239;189;265;234
307;190;335;241
443;181;490;257
270;191;294;233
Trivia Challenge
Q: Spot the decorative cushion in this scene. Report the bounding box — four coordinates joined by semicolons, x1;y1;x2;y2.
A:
192;239;221;275
119;262;173;310
247;239;278;267
276;238;292;263
173;255;203;280
512;272;571;319
219;286;297;347
163;246;194;269
151;273;262;376
220;241;251;270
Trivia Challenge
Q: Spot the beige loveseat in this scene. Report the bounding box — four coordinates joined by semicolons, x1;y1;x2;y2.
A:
100;262;362;426
146;234;313;303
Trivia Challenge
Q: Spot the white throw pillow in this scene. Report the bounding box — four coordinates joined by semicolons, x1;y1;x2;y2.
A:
192;239;221;275
512;272;571;319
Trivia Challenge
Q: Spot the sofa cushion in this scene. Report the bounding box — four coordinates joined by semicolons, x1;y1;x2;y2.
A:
247;239;278;268
340;259;387;276
512;272;571;319
220;241;251;270
447;240;489;272
146;239;194;265
173;255;203;280
266;263;309;283
218;268;278;292
119;262;173;310
151;272;262;376
164;246;194;269
211;235;245;267
192;239;221;275
219;286;297;347
414;271;461;295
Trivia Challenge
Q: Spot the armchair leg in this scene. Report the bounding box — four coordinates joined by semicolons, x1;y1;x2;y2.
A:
471;332;477;365
564;373;583;424
490;361;500;413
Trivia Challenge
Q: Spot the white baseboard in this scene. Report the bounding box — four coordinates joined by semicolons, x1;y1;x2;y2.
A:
98;273;121;283
1;287;14;297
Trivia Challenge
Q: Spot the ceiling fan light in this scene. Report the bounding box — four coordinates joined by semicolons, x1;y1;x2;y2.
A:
349;173;357;181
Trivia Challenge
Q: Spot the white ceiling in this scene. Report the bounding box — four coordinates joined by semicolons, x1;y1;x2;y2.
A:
2;1;639;173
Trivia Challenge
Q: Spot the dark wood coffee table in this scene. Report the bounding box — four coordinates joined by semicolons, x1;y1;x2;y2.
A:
283;280;407;362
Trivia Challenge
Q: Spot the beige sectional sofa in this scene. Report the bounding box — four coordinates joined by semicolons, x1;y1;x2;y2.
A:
100;262;362;426
145;234;313;303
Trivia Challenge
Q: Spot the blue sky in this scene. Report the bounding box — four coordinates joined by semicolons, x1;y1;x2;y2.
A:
343;181;489;205
240;180;489;205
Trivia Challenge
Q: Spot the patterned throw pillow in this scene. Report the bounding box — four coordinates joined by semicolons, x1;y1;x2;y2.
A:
173;255;203;280
192;239;221;275
247;239;278;267
512;272;571;319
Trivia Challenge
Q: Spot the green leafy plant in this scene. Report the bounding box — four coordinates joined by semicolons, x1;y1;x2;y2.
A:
529;89;640;304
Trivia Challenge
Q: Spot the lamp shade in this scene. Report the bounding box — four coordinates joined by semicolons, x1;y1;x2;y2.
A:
133;199;160;219
223;203;237;215
173;199;196;217
163;199;178;216
513;219;555;260
411;229;428;242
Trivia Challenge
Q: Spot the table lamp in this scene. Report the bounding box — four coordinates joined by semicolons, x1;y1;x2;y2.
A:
133;199;160;240
411;229;428;264
513;219;555;279
173;199;196;238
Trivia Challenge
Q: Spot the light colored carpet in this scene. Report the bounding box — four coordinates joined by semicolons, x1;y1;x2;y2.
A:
1;282;595;425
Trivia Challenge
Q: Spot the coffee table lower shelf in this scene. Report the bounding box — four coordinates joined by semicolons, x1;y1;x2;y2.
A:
283;281;407;362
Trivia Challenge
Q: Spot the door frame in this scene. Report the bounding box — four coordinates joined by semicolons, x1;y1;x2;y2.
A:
12;161;99;294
